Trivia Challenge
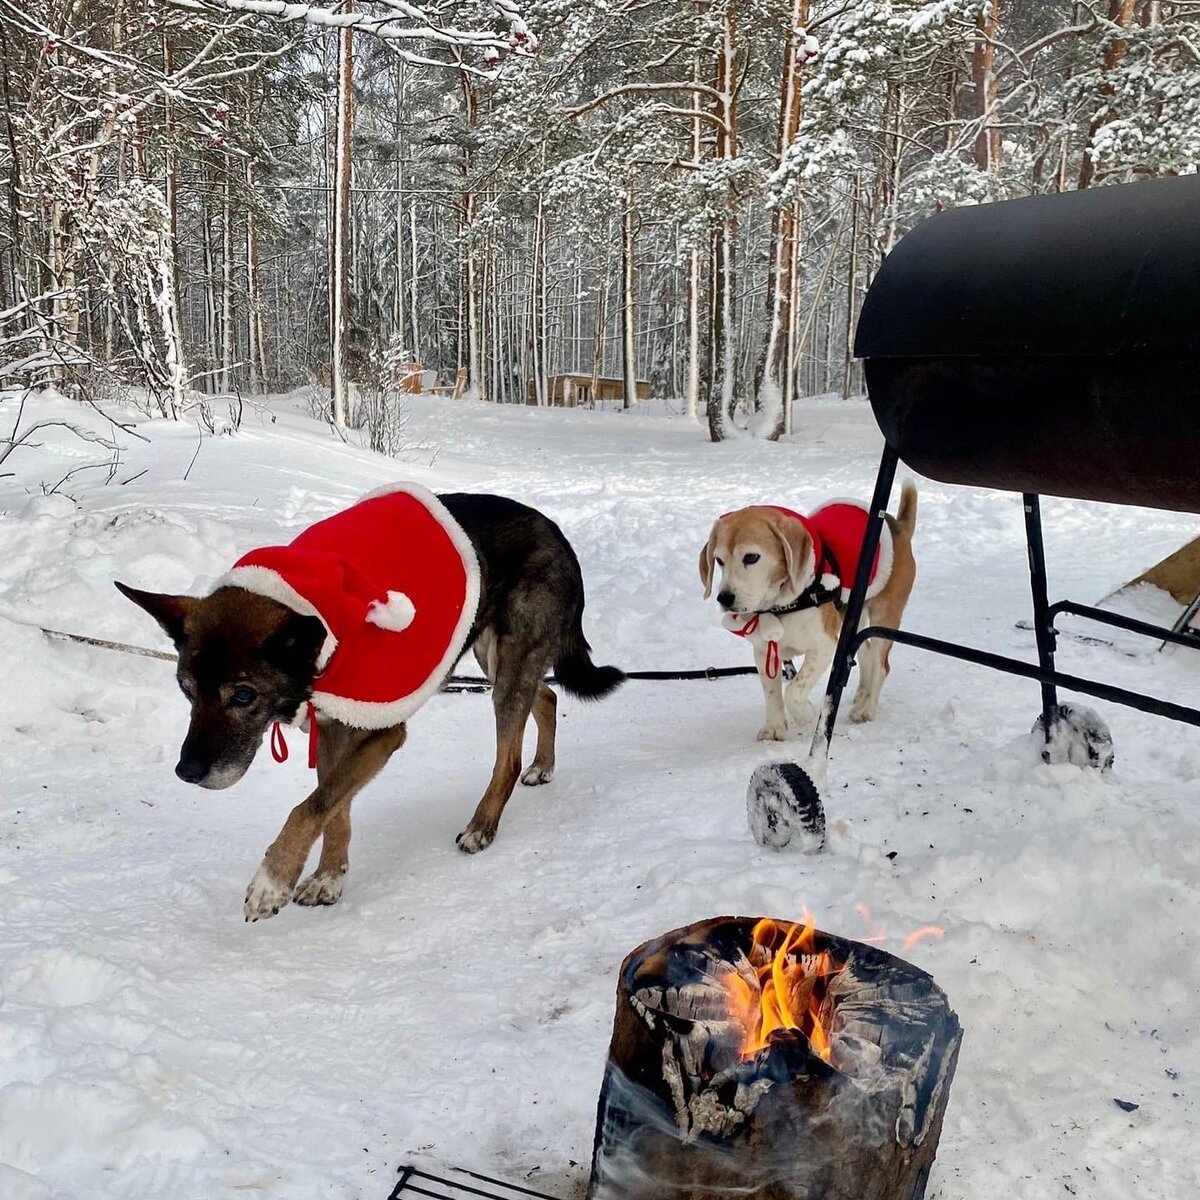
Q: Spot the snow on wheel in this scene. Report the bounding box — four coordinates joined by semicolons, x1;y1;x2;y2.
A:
746;762;825;852
1032;703;1114;772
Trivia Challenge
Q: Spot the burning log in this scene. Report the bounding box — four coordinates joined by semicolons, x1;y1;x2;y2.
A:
588;916;962;1200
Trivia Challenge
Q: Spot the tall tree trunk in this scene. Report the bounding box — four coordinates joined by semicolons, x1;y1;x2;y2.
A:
393;61;407;351
591;235;611;405
538;188;548;395
163;33;187;400
759;0;808;439
685;247;702;420
221;171;234;394
525;184;544;405
881;83;905;256
153;238;185;418
621;185;637;410
329;8;354;426
685;51;704;422
245;156;265;394
706;0;739;442
782;198;801;424
409;201;420;361
840;178;861;400
460;71;485;401
1079;0;1138;188
201;186;218;393
972;1;1001;171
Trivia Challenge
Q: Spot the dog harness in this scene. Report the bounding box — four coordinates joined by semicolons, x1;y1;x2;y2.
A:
212;482;481;767
723;502;893;679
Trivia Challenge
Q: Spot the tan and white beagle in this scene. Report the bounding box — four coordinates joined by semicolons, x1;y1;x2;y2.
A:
700;486;918;740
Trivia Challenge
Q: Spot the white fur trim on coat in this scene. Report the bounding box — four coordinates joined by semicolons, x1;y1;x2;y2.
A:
871;522;894;601
212;563;338;673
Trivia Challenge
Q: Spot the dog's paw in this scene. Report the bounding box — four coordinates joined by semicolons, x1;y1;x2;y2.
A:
293;870;345;907
244;866;292;922
456;825;495;854
848;699;877;724
756;722;788;742
784;692;815;727
520;764;554;786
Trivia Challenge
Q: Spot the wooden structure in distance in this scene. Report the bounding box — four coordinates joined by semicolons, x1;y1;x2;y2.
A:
526;373;651;407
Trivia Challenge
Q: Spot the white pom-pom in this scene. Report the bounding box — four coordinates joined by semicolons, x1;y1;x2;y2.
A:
366;590;416;632
820;572;840;590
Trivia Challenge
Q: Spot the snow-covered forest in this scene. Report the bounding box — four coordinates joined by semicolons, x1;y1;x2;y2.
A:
7;5;1200;1198
2;0;1198;441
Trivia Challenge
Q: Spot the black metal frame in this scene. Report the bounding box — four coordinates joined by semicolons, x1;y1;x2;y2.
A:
1167;590;1200;648
810;444;1200;765
390;1165;560;1200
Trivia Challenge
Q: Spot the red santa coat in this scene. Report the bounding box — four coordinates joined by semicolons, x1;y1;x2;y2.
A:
771;500;894;602
214;483;480;730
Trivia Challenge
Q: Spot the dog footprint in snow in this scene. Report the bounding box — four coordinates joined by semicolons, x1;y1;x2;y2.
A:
62;696;106;724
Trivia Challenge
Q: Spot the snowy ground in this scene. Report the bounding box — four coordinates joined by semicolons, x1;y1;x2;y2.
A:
2;388;1199;1200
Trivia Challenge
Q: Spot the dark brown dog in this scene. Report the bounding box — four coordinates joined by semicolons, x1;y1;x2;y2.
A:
118;493;623;921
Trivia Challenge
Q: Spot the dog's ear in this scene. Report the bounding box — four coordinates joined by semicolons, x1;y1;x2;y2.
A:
698;522;720;599
115;581;197;648
261;612;326;677
770;515;814;594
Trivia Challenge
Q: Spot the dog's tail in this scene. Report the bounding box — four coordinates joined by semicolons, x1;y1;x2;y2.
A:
554;614;626;701
895;480;918;535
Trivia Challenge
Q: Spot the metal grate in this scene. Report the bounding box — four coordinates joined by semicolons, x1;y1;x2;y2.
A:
390;1165;563;1200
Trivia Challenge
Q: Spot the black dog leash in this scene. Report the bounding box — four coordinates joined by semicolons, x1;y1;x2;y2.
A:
36;625;794;688
766;547;846;618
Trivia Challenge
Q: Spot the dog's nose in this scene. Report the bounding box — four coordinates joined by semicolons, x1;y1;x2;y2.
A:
175;755;208;785
717;590;735;610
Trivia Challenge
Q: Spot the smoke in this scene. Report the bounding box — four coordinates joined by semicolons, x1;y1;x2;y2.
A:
589;1058;913;1200
590;1064;792;1199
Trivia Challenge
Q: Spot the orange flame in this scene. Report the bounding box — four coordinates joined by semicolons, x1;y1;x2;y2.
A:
902;925;946;951
721;914;844;1062
856;903;947;953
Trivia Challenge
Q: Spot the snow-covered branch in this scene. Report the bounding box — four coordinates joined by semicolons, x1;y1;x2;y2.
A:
167;0;536;56
566;81;729;120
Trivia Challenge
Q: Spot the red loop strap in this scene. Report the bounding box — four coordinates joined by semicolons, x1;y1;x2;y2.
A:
765;640;781;680
270;704;319;770
729;613;760;639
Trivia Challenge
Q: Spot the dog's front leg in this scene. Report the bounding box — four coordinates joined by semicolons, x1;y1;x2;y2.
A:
244;722;406;922
292;804;351;908
784;639;835;729
755;640;788;742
